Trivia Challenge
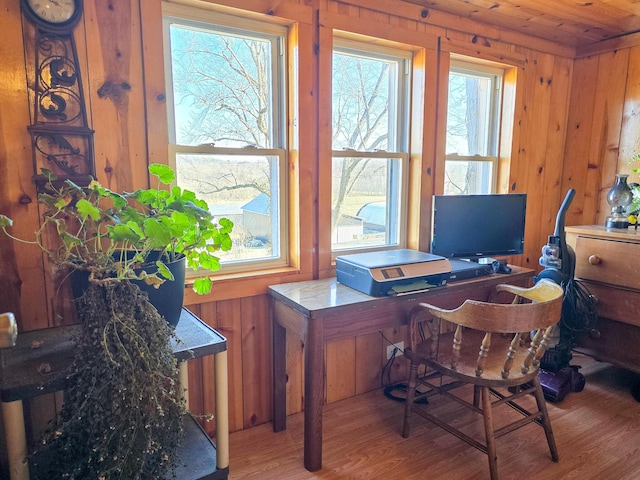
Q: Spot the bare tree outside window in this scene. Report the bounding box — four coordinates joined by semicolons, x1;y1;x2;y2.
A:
331;45;409;251
164;17;286;267
445;62;502;195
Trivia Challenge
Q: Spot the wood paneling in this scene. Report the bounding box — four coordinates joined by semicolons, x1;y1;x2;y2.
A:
404;0;640;51
561;48;633;226
1;0;639;443
84;1;150;193
0;1;49;330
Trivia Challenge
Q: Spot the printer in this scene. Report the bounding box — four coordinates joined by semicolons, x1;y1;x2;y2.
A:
336;249;452;297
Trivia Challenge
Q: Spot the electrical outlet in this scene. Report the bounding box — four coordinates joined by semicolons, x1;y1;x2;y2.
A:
386;341;404;360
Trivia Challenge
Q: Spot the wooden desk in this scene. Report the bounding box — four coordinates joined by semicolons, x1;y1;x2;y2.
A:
269;267;534;471
0;309;229;480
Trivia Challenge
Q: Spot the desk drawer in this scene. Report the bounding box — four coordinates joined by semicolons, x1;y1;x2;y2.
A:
582;281;640;327
574;236;640;290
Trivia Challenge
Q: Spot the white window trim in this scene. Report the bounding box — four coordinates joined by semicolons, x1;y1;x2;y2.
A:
445;59;504;194
331;38;411;253
162;3;290;273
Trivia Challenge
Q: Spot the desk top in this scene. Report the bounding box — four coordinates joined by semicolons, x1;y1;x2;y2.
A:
268;266;534;319
0;308;226;402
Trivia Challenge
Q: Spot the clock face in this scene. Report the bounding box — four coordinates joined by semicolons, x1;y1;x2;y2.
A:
24;0;80;26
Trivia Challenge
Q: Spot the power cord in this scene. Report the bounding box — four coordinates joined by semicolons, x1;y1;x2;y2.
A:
379;331;428;404
379;331;404;388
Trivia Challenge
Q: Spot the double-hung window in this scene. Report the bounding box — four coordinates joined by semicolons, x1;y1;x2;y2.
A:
445;59;503;194
331;40;410;252
163;5;287;271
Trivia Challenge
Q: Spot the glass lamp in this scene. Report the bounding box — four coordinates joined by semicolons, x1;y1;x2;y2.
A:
605;173;633;229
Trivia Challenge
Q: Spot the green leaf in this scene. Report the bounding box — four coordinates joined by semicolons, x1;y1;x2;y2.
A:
0;215;13;228
181;189;197;203
143;218;172;248
108;224;142;244
124;219;145;239
76;199;101;221
220;235;233;251
218;217;234;233
170;211;190;230
192;276;212;295
183;201;211;220
38;193;59;206
54;196;70;210
155;260;175;281
59;230;82;247
40;168;56;181
129;189;158;207
118;206;146;225
149;164;175;184
63;179;84;194
108;192;128;209
196;252;221;271
171;185;182;198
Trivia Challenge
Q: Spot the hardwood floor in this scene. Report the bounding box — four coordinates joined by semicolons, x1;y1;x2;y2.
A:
228;354;640;479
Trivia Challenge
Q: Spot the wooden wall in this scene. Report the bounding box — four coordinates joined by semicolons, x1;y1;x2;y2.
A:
562;47;640;226
0;0;638;444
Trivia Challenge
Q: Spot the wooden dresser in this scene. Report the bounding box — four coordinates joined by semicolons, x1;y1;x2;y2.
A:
565;225;640;374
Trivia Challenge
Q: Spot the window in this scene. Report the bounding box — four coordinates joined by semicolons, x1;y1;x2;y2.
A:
331;40;410;252
445;59;503;194
163;5;287;271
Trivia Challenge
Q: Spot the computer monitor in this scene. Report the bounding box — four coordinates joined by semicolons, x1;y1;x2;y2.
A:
430;193;527;262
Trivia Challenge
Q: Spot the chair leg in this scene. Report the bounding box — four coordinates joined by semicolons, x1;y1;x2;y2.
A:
402;360;419;438
473;385;481;408
481;386;499;480
531;375;559;462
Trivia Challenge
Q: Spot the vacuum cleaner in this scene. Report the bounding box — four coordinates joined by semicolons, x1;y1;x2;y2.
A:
534;189;597;402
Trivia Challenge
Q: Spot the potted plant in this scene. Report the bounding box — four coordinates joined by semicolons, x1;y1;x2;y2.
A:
0;164;233;479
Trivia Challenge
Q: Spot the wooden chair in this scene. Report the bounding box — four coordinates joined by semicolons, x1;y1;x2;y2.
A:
402;279;564;480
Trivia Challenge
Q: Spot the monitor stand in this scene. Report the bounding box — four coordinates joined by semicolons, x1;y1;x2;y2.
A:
448;259;493;281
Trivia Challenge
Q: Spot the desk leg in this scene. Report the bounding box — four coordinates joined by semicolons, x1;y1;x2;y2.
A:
2;400;29;480
304;318;324;472
273;320;287;432
215;350;229;470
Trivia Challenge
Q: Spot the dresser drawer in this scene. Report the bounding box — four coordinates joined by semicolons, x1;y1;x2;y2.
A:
574;236;640;290
581;281;640;327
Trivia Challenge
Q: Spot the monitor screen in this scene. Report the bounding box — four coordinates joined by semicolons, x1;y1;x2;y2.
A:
431;193;527;260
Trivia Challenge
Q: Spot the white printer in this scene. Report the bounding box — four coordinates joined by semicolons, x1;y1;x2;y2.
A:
336;249;452;297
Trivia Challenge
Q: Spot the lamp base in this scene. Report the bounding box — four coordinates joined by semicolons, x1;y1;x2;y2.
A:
605;217;629;229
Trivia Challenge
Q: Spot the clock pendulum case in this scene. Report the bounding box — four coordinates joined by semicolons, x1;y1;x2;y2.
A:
20;0;96;190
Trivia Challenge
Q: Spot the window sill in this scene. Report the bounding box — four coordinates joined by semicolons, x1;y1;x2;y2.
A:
183;266;311;304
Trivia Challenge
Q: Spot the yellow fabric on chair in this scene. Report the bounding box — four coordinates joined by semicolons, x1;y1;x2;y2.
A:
402;279;564;480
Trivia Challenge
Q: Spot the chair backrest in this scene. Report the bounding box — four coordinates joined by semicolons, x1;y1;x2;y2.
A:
417;279;564;379
422;279;564;334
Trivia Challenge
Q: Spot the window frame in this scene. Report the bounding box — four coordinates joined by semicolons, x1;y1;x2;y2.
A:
162;4;290;274
330;38;412;253
444;58;504;194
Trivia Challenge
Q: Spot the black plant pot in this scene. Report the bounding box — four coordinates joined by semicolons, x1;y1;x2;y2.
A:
135;253;186;327
71;252;186;327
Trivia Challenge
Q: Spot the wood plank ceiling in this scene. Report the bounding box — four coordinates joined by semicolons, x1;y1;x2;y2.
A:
403;0;640;52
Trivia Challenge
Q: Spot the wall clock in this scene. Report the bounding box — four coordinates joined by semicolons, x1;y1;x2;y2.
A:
20;0;94;190
21;0;83;32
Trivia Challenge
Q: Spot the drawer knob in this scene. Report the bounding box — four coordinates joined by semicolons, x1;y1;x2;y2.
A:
588;255;601;265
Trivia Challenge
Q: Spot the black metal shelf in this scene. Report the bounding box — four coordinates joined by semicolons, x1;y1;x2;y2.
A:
0;308;229;480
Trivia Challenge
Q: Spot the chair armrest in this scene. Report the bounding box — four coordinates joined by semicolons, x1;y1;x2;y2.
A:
496;279;563;304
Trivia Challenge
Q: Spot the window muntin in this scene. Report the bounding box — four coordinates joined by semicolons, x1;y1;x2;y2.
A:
331;41;410;252
445;60;503;194
163;9;287;270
